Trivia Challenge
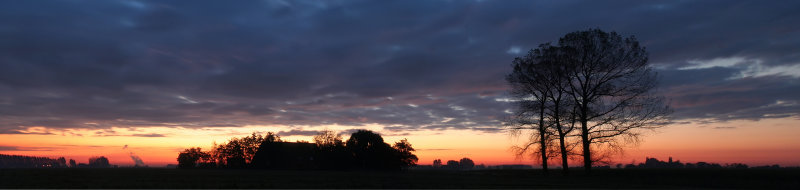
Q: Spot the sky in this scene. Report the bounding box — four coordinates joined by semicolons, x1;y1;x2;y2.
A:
1;0;799;167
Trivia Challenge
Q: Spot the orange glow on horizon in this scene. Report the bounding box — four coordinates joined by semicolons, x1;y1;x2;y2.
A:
2;117;799;167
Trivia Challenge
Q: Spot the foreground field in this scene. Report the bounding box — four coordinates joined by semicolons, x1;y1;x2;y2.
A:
1;168;798;188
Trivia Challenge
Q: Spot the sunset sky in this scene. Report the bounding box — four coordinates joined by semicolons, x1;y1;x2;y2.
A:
1;0;799;167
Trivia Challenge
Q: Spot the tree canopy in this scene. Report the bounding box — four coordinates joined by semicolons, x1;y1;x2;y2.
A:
506;29;671;173
177;129;417;171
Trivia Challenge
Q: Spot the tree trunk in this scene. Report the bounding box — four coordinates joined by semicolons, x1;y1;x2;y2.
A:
558;133;569;175
539;105;548;174
581;112;591;173
553;101;569;175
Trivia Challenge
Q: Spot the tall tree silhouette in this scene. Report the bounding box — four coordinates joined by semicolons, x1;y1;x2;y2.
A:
507;49;554;174
507;29;671;173
507;43;573;174
557;29;671;172
538;46;579;175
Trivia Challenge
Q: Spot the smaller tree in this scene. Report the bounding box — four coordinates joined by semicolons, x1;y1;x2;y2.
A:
314;130;343;147
506;47;559;174
346;129;418;170
459;158;475;170
310;130;350;170
393;139;418;167
57;157;67;168
433;159;442;168
68;159;76;168
310;130;349;169
177;147;211;169
88;156;110;168
346;130;389;169
445;160;460;169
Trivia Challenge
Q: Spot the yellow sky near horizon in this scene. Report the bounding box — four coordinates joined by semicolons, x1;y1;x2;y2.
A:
1;117;798;167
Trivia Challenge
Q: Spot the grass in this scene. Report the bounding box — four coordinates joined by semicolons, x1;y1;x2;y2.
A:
1;168;798;188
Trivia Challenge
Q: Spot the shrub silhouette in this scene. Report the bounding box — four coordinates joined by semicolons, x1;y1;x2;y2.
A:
177;147;211;169
186;129;422;171
173;129;420;170
459;158;475;170
88;156;110;168
251;141;316;170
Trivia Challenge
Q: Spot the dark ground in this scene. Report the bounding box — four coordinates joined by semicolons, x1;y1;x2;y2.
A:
1;168;798;189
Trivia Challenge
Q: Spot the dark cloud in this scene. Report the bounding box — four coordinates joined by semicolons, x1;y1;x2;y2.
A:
0;0;798;134
0;127;55;135
660;68;800;121
0;146;55;151
277;129;322;137
130;133;167;137
338;129;365;137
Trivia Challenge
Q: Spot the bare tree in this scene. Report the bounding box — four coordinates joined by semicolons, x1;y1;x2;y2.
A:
556;29;672;173
506;45;555;174
539;49;578;175
314;130;344;147
506;29;671;174
211;132;280;167
507;43;577;174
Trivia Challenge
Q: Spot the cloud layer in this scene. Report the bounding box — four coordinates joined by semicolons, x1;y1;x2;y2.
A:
1;0;798;135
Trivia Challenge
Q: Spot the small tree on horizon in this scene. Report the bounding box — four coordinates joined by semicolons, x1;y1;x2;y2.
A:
459;158;475;170
393;139;419;167
433;159;442;168
177;147;212;169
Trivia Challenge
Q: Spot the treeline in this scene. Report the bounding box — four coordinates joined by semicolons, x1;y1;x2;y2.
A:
177;129;418;171
0;154;111;168
619;157;781;169
431;158;476;170
0;154;65;168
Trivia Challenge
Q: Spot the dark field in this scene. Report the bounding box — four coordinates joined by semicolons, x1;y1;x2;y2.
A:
1;168;798;189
